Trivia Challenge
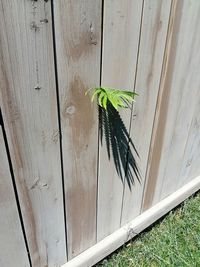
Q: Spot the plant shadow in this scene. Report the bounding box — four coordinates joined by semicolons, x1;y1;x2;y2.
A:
98;102;141;190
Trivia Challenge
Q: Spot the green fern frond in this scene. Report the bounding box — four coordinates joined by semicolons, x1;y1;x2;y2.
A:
86;87;138;110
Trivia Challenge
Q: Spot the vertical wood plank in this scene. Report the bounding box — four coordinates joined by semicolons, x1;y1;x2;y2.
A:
53;0;102;259
178;90;200;186
0;126;30;267
143;0;200;210
121;0;171;225
97;0;143;241
0;1;66;266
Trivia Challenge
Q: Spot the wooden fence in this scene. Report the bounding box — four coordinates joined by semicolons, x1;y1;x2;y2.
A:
0;0;200;266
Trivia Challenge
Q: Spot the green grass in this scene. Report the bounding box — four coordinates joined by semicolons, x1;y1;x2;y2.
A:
96;191;200;267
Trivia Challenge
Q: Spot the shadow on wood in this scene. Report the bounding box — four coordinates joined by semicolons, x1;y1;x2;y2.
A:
99;103;140;190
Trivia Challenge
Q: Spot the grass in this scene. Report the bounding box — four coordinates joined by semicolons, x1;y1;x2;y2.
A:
96;191;200;267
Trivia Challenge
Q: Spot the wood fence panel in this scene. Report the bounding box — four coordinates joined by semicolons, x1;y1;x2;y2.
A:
97;0;143;241
142;0;200;211
121;0;171;225
0;1;200;266
53;0;102;259
0;1;66;266
0;126;30;267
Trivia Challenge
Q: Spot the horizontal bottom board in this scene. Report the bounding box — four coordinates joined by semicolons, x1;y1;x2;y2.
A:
62;175;200;267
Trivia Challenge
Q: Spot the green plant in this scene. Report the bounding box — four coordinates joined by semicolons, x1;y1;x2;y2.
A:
85;87;138;110
85;86;140;188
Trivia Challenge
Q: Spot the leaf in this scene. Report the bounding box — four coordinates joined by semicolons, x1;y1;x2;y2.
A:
85;87;94;95
102;95;108;110
98;91;105;107
86;86;138;110
109;96;119;110
121;94;134;102
91;89;101;102
120;97;131;108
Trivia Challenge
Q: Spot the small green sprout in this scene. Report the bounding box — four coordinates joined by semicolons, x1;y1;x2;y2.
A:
85;87;138;110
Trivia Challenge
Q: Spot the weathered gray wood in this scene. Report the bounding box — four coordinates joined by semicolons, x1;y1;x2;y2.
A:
0;1;66;266
178;90;200;186
0;1;200;266
0;126;30;267
143;0;200;210
121;0;172;225
53;0;102;259
97;0;144;241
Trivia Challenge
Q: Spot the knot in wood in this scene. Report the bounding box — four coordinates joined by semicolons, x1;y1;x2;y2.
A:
65;105;76;115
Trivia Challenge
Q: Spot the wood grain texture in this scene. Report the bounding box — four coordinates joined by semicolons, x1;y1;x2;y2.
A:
121;0;172;226
53;0;102;259
143;0;200;210
178;90;200;186
0;126;30;267
97;0;144;241
0;1;66;266
0;0;200;266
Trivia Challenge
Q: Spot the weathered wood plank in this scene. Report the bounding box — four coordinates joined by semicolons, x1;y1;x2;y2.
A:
53;0;102;259
121;0;172;225
0;1;66;266
143;0;200;210
0;126;30;267
97;0;143;241
178;90;200;186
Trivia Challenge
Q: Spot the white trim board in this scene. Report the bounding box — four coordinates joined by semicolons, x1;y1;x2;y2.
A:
62;176;200;267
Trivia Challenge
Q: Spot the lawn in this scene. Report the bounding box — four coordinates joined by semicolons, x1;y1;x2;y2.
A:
96;191;200;267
